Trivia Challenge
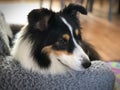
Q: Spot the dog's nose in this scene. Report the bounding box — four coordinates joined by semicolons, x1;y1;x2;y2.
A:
82;60;91;69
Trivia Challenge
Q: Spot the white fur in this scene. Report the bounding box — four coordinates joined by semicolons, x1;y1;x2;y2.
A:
53;48;87;71
11;25;40;72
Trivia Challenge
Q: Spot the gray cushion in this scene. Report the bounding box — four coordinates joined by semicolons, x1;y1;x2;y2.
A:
0;56;115;90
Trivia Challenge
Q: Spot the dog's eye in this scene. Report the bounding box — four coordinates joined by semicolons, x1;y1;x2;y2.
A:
52;38;67;50
59;38;67;45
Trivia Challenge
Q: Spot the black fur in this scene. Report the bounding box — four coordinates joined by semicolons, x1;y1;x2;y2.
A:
62;4;87;15
81;41;100;60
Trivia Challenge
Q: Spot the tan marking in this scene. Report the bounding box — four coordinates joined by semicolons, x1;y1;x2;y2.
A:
52;50;72;56
41;45;72;57
75;29;79;36
41;46;52;55
62;34;70;42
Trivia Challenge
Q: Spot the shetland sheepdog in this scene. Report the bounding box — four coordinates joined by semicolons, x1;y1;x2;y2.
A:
11;4;100;74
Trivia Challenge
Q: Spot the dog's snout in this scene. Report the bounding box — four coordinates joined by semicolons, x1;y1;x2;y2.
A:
82;60;91;69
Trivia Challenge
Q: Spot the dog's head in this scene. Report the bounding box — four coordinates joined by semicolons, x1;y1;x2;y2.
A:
22;4;91;71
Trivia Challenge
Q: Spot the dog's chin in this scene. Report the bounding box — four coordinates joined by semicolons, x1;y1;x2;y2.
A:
57;58;86;71
69;65;86;71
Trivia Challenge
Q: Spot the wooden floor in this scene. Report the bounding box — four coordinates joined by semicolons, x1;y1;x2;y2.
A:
80;14;120;61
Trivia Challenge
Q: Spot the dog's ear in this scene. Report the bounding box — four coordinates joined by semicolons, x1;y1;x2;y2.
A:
62;4;87;16
28;8;53;31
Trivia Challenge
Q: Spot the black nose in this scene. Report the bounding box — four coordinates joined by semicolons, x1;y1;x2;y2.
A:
82;60;91;69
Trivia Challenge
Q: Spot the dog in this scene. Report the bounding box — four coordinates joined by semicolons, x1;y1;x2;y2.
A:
11;4;100;74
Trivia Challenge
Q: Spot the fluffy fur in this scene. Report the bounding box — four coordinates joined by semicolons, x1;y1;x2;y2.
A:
11;4;100;75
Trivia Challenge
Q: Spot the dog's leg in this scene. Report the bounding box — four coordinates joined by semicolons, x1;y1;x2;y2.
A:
81;41;101;61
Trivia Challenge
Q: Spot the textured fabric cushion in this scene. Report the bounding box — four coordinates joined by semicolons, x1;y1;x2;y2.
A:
0;56;115;90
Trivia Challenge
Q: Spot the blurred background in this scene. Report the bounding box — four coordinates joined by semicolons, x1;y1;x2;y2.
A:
0;0;120;61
